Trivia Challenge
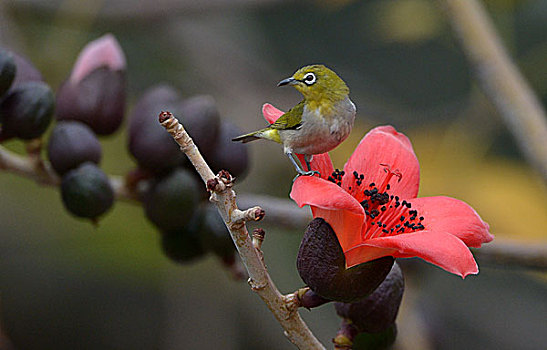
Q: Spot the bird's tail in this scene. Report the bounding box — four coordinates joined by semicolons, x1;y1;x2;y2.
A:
232;127;281;144
232;131;261;143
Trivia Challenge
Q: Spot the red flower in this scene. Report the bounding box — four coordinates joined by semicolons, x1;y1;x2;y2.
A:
263;104;493;278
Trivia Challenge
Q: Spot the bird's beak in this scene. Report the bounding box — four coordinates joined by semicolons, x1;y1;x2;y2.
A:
277;77;296;87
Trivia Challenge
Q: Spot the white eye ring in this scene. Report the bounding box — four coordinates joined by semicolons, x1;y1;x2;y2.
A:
302;72;317;86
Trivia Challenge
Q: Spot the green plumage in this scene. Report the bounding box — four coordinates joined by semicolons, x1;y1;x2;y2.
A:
231;101;305;144
232;64;356;177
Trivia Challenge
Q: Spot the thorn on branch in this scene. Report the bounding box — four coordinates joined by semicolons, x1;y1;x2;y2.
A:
252;228;266;263
218;169;233;184
206;178;220;192
248;277;267;291
231;206;266;228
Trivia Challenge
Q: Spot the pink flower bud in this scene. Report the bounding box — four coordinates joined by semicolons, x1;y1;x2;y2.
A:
56;34;126;135
69;34;126;85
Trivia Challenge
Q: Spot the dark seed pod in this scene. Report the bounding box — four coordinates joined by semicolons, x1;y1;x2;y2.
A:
10;51;43;88
0;47;16;98
335;263;404;333
207;120;249;179
0;81;54;140
56;67;126;135
160;224;206;264
143;168;200;232
128;84;185;173
297;218;394;303
61;162;114;219
178;95;221;160
47;121;102;176
200;204;234;258
352;324;397;350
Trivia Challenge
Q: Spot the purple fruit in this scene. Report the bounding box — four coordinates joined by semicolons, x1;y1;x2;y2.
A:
128;84;185;172
61;162;114;219
143;168;200;232
207;120;249;179
297;218;394;303
56;67;126;135
0;47;16;97
0;81;54;140
48;121;102;175
178;95;221;160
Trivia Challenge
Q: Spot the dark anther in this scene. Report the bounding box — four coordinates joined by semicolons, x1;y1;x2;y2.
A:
369;182;375;187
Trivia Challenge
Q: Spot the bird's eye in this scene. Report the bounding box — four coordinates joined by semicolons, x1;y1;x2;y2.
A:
302;72;317;86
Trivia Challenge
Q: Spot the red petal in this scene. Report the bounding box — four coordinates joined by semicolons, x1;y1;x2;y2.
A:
345;230;479;278
290;176;365;250
342;126;420;200
410;196;493;247
295;153;334;180
70;34;126;84
262;103;284;124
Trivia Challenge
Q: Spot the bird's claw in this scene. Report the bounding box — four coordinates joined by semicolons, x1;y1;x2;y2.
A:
293;170;321;182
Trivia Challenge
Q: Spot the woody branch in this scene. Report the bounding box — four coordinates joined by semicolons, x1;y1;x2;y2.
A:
158;111;325;350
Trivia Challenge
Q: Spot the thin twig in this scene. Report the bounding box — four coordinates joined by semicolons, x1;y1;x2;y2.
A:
439;0;547;182
158;111;325;350
2;143;545;272
472;238;547;271
0;144;135;201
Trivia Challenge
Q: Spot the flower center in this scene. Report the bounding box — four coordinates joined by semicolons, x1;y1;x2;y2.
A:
327;166;426;240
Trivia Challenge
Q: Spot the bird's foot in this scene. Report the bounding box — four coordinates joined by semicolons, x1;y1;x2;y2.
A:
293;170;321;182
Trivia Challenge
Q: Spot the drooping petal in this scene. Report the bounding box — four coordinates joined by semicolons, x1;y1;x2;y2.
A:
345;230;479;278
410;196;493;247
291;176;365;250
70;34;126;85
342;126;420;200
262;103;284;124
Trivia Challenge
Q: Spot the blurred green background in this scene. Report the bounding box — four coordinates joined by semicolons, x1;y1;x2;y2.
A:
1;0;546;349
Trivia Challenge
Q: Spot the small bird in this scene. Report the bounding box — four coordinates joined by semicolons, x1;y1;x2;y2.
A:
232;64;356;177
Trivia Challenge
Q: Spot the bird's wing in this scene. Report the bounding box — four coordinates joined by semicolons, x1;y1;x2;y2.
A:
270;101;304;130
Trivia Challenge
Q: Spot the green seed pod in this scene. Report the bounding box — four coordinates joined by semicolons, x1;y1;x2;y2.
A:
143;168;200;232
160;211;206;264
0;81;54;140
0;47;16;98
335;263;404;333
297;218;394;303
61;162;114;219
352;324;397;350
200;204;234;258
47;121;102;176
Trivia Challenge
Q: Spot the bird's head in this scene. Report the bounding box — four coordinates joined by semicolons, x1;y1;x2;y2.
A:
277;65;349;103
